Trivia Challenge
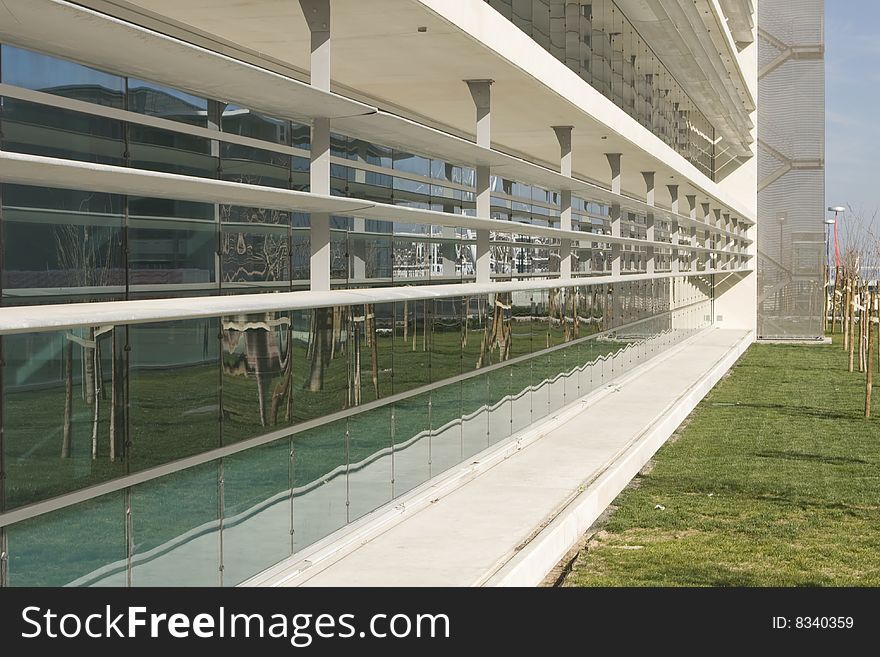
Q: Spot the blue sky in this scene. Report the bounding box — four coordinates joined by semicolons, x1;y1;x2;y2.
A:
826;1;879;228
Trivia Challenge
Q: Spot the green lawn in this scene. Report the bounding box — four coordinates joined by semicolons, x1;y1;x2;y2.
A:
561;337;880;587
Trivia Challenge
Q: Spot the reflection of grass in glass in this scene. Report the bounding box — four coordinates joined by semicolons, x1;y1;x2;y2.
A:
6;331;660;587
5;331;634;508
7;492;126;587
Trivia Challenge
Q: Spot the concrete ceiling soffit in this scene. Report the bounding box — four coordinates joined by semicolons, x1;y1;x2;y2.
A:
616;0;753;154
717;0;755;45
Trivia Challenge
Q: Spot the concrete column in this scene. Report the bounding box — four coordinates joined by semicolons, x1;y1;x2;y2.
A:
667;184;679;274
642;171;655;275
207;100;223;291
701;203;712;271
553;126;573;279
606;153;621;276
730;217;739;269
686;195;697;272
722;212;732;270
300;0;331;291
466;79;493;284
352;216;366;283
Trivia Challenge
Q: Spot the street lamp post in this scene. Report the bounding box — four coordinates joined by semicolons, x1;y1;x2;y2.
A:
827;206;846;333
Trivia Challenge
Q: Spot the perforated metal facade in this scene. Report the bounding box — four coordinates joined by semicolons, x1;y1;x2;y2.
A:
757;0;825;339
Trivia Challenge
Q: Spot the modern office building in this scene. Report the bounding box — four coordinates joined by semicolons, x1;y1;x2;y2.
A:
0;0;805;586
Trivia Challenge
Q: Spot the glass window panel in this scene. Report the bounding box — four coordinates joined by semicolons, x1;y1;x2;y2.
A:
486;365;512;445
349;233;392;282
430;382;462;477
128;318;220;471
222;439;291;586
347;406;393;522
1;44;124;108
290;307;348;424
509;290;534;358
1;98;125;163
292;419;348;553
461;372;489;458
129;195;215;222
6;492;126;587
220;224;290;286
392;300;430;393
1;186;124;298
222;105;287;144
509;360;532;434
462;294;492;371
220;143;290;189
431;297;462;382
128;218;216;287
349;303;393;406
221;311;293;444
130;463;220;586
128;78;207;126
129;124;215;177
3;328;126;508
392;392;431;496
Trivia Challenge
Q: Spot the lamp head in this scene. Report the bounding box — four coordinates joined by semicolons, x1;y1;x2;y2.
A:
828;206;846;213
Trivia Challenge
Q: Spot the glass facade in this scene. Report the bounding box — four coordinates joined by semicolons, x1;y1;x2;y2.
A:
0;278;712;586
485;0;718;179
0;40;725;587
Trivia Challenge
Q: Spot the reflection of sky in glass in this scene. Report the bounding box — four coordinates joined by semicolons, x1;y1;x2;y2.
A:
130;78;206;109
1;44;124;107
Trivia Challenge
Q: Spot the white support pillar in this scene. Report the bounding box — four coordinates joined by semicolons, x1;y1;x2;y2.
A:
667;184;679;274
642;171;655;275
712;208;730;269
300;0;331;291
702;203;712;271
730;216;739;268
606;153;622;276
466;79;493;284
553;126;573;279
686;195;697;272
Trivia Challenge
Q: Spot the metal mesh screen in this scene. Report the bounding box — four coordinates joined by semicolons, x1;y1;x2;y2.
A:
757;0;825;339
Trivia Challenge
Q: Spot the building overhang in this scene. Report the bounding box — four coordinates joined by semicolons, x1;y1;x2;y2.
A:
718;0;756;45
614;0;755;159
0;0;756;223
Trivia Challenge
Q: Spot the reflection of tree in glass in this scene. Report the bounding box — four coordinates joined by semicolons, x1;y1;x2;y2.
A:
221;314;292;427
219;199;289;284
54;210;123;462
477;293;512;368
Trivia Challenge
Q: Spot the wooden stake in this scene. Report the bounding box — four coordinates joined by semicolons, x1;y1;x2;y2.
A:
866;291;875;419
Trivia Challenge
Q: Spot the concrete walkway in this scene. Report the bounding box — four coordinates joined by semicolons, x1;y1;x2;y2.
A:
248;328;752;587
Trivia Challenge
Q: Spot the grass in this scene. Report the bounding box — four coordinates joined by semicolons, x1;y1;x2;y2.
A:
561;335;880;587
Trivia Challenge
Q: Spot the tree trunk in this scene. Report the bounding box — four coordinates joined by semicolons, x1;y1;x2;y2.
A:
422;301;428;352
859;291;866;373
109;330;117;461
849;285;857;373
866;292;874;419
307;307;332;392
402;299;408;342
367;304;380;399
61;338;73;459
84;328;96;405
830;267;839;335
412;303;417;352
90;341;100;460
844;278;851;352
